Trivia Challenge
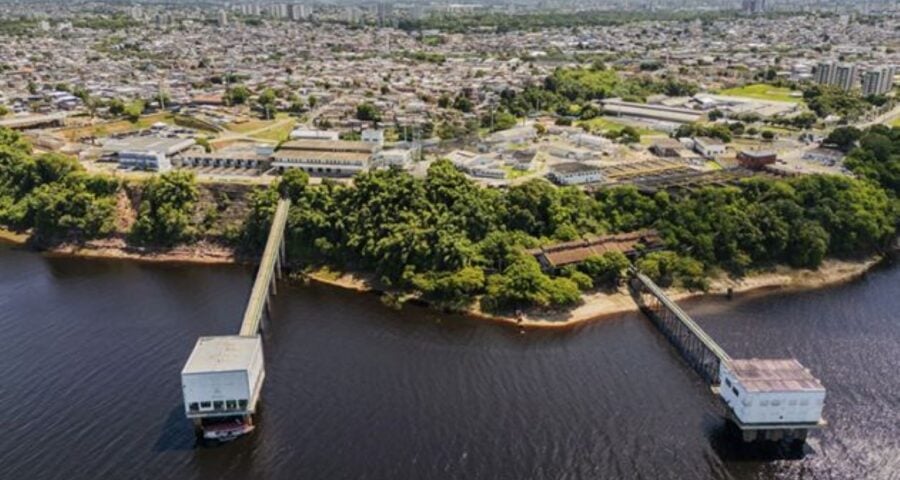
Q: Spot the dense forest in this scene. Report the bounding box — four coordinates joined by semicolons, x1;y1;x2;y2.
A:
1;126;898;313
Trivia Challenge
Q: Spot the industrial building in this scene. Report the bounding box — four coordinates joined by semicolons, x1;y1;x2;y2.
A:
719;359;826;430
601;99;704;125
177;144;274;171
181;335;265;440
528;230;663;272
103;136;196;172
737;150;777;169
549;162;604;186
692;137;727;159
272;139;377;177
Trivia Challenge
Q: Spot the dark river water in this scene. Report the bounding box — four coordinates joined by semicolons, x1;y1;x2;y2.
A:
0;244;898;480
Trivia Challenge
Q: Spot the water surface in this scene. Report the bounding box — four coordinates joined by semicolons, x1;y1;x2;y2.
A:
0;245;897;479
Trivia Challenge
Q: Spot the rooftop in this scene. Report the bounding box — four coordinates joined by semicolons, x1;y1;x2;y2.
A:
729;358;825;394
552;162;602;174
182;335;261;374
103;136;196;155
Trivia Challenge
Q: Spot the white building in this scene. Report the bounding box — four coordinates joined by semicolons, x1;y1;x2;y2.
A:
361;128;385;147
290;128;340;141
549;162;604;186
815;62;858;91
861;67;895;96
181;336;265;420
119;150;171;172
272;140;375;177
693;136;726;159
104;136;195;172
719;359;825;426
374;148;413;168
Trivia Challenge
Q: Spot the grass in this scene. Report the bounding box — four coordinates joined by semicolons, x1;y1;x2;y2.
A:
250;119;297;142
57;113;173;141
502;166;532;180
890;117;900;128
718;84;803;104
579;116;662;136
226;118;278;134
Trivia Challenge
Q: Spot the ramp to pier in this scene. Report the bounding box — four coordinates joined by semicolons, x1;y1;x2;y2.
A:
239;198;291;337
629;270;731;385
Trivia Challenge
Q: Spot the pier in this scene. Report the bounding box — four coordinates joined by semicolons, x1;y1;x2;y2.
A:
180;198;291;441
239;198;291;336
629;268;826;444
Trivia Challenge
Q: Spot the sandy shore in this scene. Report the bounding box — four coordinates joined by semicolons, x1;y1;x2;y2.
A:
4;226;888;329
46;238;238;265
0;228;28;245
308;257;886;330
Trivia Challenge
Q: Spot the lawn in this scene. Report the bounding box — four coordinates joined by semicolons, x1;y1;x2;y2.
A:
718;84;803;104
579;116;662;136
502;166;532;180
890;117;900;128
249;119;297;142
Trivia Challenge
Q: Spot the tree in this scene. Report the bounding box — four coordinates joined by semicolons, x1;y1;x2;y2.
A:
578;251;629;288
356;102;381;122
257;88;277;119
278;168;309;202
130;171;199;246
225;84;251;105
452;94;473;113
123;100;144;123
761;130;775;141
482;254;580;311
824;126;862;153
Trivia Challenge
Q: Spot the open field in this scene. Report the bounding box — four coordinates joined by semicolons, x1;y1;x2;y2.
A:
579;116;663;136
890;117;900;127
250;118;297;142
56;113;173;141
718;83;803;103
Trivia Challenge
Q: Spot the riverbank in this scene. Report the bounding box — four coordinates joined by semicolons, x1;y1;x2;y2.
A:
0;229;237;265
2;226;888;329
0;228;28;245
308;257;886;330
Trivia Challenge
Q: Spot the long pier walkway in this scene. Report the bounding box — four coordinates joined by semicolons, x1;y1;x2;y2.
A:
181;198;292;441
629;269;731;385
239;198;291;337
628;267;826;444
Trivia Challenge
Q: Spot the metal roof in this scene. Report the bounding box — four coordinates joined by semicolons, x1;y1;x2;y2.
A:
182;335;261;374
728;358;825;393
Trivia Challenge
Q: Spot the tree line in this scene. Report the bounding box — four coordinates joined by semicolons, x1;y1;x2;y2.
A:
237;157;897;313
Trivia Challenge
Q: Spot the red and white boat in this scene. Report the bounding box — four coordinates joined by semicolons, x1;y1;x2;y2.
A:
202;418;255;442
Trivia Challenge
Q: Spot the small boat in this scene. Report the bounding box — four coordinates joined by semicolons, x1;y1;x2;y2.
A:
202;418;255;442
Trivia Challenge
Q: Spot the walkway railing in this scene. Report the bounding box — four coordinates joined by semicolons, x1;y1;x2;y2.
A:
239;198;291;337
629;269;731;385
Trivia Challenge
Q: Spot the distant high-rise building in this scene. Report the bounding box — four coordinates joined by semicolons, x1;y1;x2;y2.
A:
742;0;767;14
834;64;858;92
217;10;228;27
289;4;308;21
815;62;858;92
861;67;896;96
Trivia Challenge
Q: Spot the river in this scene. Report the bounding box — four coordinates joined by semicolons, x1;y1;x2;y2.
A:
0;244;897;480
